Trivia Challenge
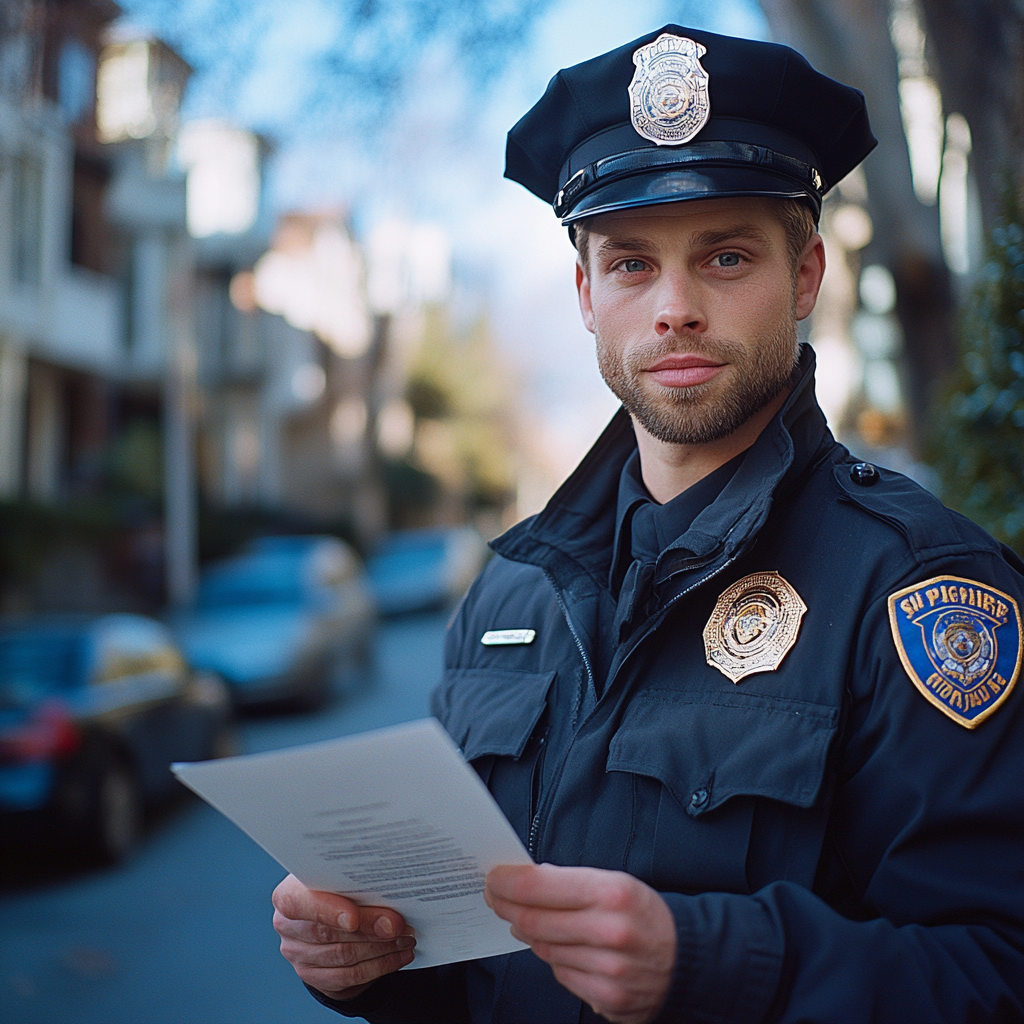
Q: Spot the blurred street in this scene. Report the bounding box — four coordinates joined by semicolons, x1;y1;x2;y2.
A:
0;610;448;1024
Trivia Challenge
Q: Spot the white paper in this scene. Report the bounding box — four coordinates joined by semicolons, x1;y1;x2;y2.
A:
172;718;531;969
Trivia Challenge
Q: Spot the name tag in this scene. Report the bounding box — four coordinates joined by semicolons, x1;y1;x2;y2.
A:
481;629;536;646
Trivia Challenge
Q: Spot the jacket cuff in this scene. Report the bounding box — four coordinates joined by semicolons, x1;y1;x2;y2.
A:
304;978;392;1018
651;891;783;1024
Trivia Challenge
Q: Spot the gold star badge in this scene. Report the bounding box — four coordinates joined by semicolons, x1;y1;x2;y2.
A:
704;572;807;683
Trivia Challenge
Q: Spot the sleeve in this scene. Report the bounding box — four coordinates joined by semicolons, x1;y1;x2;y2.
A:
651;551;1024;1024
303;963;471;1023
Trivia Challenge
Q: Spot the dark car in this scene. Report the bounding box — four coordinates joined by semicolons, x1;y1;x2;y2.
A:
365;526;488;616
0;614;236;865
170;536;376;710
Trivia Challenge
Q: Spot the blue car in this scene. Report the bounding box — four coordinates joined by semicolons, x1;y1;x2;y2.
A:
0;614;236;865
365;526;488;616
171;536;376;710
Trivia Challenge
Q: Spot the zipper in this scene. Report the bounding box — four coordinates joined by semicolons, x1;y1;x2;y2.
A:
606;553;739;690
527;570;594;858
526;555;738;859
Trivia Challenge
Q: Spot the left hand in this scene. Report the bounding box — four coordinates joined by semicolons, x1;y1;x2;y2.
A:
484;863;676;1024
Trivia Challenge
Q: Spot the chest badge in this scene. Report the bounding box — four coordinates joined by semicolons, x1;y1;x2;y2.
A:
629;33;711;146
888;575;1021;728
704;572;807;683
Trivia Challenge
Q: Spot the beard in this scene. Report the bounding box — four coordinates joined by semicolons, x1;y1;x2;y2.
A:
595;317;800;445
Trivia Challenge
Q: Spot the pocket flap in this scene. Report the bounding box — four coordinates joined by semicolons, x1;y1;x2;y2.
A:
607;689;839;814
432;668;555;761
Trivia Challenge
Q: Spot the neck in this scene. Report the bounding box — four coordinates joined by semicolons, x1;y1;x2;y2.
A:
633;387;792;504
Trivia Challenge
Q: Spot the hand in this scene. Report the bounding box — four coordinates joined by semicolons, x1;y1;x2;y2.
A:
272;874;416;1001
485;863;675;1024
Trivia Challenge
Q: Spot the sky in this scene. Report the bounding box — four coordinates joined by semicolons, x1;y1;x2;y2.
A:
120;0;771;502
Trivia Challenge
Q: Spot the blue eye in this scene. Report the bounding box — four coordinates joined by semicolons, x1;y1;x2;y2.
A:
716;252;741;267
622;259;648;273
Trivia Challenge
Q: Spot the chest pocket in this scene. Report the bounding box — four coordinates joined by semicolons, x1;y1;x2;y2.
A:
607;688;838;894
433;668;555;847
432;668;555;761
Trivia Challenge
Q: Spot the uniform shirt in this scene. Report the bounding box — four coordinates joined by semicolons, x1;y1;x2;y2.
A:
310;346;1024;1024
604;449;744;683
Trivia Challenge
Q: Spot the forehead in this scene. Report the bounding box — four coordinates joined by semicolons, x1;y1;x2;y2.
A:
586;197;785;239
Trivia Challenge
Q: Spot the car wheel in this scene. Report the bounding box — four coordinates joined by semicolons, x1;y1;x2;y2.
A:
81;754;144;866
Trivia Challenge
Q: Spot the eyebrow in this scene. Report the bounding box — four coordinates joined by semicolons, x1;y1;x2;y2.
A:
593;237;656;262
593;222;775;262
689;224;774;249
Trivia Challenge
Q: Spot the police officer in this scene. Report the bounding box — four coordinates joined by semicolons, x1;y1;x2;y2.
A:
272;25;1024;1023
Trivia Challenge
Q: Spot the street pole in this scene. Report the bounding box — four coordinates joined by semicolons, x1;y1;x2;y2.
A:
163;228;197;608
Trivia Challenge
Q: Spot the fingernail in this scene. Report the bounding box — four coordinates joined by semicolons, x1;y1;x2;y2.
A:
337;913;355;931
396;936;415;950
375;917;395;938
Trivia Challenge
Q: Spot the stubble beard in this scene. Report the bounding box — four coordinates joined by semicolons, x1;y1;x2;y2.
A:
595;316;801;446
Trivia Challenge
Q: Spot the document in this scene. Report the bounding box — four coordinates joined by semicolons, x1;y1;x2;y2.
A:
172;718;531;969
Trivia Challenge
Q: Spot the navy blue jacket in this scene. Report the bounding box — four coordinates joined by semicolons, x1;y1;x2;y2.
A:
313;351;1024;1023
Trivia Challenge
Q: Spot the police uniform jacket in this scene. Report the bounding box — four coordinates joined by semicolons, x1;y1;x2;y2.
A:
312;348;1024;1023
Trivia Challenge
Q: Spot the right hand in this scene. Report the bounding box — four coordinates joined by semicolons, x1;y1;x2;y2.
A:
272;874;416;1001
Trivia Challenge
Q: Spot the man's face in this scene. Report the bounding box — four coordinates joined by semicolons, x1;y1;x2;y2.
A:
576;198;823;446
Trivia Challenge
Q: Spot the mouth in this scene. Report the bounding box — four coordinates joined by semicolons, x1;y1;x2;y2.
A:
644;354;726;388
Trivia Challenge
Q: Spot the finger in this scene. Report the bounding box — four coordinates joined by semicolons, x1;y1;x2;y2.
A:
526;938;638;978
272;875;410;937
280;935;416;969
497;905;635;948
355;903;413;939
273;875;364;931
274;910;363;944
293;946;416;994
273;911;407;946
486;863;610;910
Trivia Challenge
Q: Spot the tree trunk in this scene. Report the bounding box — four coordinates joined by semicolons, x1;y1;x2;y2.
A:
917;0;1024;232
759;0;956;440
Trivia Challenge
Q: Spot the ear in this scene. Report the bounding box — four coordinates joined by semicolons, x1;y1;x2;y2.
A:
794;233;826;321
576;259;596;334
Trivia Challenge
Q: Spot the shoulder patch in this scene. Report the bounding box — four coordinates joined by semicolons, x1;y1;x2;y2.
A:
888;575;1022;728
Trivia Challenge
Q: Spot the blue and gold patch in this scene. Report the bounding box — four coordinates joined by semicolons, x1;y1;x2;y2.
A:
888;575;1022;728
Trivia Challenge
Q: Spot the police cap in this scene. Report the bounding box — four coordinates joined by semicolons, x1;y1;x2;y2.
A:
505;24;877;231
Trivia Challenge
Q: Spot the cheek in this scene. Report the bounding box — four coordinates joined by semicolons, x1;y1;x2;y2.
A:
590;288;650;340
708;281;793;339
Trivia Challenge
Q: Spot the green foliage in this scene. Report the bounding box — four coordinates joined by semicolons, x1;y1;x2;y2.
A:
933;194;1024;553
0;499;120;591
107;420;164;501
404;306;516;513
381;458;441;528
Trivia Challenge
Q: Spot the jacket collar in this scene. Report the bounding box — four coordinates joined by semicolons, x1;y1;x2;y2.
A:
492;345;832;591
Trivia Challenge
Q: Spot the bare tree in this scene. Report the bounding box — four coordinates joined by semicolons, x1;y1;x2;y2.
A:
917;0;1024;233
117;0;553;133
759;0;955;436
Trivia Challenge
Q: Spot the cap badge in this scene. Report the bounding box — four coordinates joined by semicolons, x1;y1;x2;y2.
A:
704;572;806;683
629;33;711;147
888;575;1021;728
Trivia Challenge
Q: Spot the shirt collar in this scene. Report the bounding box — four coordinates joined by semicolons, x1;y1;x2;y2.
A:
492;345;831;593
609;448;746;595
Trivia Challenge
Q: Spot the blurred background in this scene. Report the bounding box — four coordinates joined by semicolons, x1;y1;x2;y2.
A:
0;0;1021;1021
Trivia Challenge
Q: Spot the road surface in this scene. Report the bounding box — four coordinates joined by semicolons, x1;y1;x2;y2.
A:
1;611;449;1024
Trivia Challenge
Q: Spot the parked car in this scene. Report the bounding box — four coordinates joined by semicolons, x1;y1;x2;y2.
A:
365;526;488;616
0;613;236;865
171;536;376;710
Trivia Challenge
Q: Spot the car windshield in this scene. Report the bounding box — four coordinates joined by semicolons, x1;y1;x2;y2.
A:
0;629;88;705
372;537;446;569
196;556;306;609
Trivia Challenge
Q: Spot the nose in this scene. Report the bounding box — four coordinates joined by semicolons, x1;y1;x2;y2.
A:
654;270;706;337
